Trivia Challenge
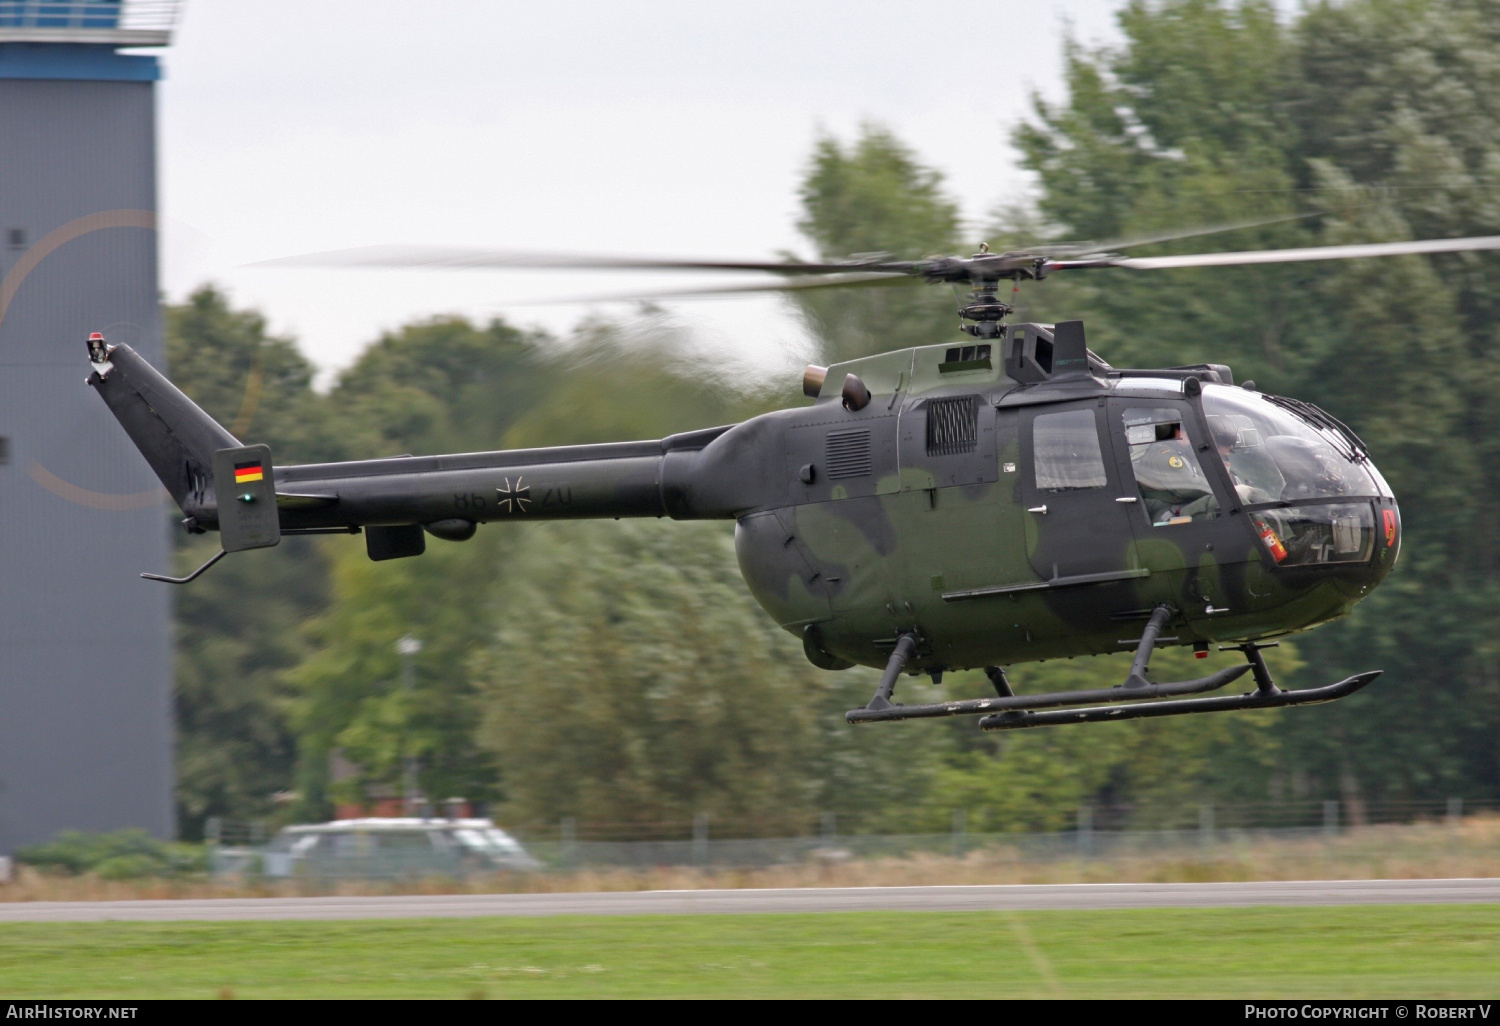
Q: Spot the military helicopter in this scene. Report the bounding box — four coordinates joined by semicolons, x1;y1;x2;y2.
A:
85;227;1500;730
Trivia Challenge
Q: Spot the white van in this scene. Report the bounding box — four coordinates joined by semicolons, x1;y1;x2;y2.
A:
261;817;541;878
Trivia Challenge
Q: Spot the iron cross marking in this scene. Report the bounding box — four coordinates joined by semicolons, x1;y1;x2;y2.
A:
497;476;532;513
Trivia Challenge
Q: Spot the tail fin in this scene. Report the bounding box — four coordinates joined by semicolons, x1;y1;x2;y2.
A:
87;336;241;518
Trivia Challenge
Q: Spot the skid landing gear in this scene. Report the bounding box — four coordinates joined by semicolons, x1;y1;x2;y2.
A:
845;605;1382;729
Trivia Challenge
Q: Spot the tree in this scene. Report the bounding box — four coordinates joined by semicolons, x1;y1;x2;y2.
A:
278;314;560;817
791;125;966;364
1010;0;1500;804
283;315;803;822
170;299;559;832
477;322;951;831
322;315;558;460
166;286;331;837
1010;0;1323;383
284;531;507;817
165;285;334;462
477;518;892;832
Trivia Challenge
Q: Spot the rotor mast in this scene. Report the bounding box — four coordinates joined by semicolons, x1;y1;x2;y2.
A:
912;246;1051;340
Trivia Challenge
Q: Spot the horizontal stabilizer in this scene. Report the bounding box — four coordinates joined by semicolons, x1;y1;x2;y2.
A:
275;492;339;509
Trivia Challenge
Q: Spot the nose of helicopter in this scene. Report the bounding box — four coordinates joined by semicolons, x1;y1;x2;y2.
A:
1340;492;1401;609
1201;382;1400;614
1247;488;1401;624
1377;493;1401;569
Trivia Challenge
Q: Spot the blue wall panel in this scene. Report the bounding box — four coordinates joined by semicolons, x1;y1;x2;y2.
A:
0;44;159;81
0;77;172;849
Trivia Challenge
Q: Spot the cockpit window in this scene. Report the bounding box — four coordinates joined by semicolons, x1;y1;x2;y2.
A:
1250;503;1376;566
1122;407;1221;525
1201;385;1382;503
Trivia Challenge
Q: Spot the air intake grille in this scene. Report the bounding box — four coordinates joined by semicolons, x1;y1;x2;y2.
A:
826;429;872;479
926;396;980;456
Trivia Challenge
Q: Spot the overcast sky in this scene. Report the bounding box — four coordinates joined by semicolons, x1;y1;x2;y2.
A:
155;1;1128;383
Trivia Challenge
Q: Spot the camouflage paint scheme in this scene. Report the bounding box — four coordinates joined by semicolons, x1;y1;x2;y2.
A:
737;340;1397;674
88;325;1399;678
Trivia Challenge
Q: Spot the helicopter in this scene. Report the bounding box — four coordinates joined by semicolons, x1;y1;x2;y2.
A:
84;227;1500;731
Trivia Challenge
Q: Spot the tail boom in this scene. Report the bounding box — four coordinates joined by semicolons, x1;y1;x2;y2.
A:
87;337;758;556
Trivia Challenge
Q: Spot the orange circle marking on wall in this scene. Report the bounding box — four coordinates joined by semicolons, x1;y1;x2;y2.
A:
0;209;170;510
0;208;157;327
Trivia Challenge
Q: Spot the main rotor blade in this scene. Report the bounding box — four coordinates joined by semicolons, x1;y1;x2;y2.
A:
1055;210;1322;255
249;244;915;277
1056;234;1500;271
511;271;917;306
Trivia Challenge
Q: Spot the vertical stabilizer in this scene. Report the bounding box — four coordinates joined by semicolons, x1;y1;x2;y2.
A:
87;337;242;518
211;444;281;551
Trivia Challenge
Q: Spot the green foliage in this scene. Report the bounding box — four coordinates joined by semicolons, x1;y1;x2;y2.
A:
16;830;206;879
172;535;327;838
165;285;334;462
478;519;864;830
168;293;563;830
283;320;788;824
1011;0;1320;382
500;319;756;450
799;125;962;263
322;316;557;459
915;646;1288;833
285;531;508;818
791;125;965;363
167;288;334;839
1006;0;1500;803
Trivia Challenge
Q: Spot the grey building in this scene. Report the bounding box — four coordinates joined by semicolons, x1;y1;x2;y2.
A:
0;1;180;849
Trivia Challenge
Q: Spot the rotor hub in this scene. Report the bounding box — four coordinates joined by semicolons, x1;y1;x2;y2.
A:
918;253;1050;338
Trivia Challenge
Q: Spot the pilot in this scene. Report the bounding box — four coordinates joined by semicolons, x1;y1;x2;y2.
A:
1132;421;1217;524
1207;414;1282;504
1210;418;1257;504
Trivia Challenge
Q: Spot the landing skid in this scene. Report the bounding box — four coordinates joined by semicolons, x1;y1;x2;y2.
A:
978;668;1381;731
846;605;1382;729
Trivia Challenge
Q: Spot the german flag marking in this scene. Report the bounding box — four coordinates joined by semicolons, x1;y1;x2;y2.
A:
233;460;264;484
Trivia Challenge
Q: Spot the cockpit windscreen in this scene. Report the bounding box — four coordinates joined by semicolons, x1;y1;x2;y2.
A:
1200;385;1383;504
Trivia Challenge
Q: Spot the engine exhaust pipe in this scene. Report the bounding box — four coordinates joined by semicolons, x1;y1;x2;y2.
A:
841;373;871;411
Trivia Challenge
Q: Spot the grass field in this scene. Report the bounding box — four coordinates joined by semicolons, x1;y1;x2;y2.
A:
2;907;1496;999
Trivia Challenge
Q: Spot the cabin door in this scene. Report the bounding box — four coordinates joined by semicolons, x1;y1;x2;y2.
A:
1106;396;1259;623
1018;400;1140;582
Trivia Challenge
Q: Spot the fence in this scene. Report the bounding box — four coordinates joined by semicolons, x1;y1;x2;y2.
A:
207;797;1500;880
507;796;1497;841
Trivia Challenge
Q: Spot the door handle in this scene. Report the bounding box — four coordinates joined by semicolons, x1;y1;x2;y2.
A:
1028;505;1048;515
1116;496;1139;503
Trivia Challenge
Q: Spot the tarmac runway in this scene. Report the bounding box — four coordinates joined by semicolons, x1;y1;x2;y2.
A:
1;878;1497;922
